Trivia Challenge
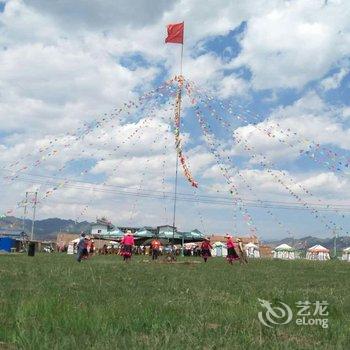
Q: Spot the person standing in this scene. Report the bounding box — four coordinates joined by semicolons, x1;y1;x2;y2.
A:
90;239;95;257
226;235;239;264
201;238;212;263
237;238;248;264
120;231;135;262
76;233;86;262
150;238;161;260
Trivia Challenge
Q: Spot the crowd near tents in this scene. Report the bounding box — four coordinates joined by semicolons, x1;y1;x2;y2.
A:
2;218;350;262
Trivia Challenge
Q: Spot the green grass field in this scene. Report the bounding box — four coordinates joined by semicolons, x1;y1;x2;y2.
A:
0;254;349;349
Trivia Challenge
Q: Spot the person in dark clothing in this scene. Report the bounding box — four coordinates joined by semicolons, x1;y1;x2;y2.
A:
201;238;212;263
76;233;86;262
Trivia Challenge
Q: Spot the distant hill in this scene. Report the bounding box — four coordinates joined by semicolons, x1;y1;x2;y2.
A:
265;235;350;251
0;216;91;240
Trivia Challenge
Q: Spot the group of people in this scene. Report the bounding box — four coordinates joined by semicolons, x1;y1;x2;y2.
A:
200;235;248;264
76;231;248;264
76;233;95;262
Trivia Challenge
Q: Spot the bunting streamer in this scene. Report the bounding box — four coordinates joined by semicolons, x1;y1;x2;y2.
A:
174;76;198;188
187;79;346;235
190;81;350;176
2;75;348;238
71;101;175;222
1;82;177;218
4;80;177;184
192;104;258;235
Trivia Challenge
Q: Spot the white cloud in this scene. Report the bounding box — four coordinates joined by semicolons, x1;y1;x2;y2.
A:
233;92;350;164
320;67;349;90
234;0;350;89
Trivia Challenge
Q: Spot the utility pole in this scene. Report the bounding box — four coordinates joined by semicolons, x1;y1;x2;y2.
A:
22;191;28;233
333;229;337;259
31;191;38;241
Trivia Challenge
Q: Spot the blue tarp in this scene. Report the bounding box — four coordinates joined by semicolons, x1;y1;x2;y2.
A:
0;237;16;252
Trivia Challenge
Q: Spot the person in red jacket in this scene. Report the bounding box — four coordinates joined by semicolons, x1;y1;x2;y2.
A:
201;238;212;263
150;238;161;260
226;235;239;264
120;231;135;262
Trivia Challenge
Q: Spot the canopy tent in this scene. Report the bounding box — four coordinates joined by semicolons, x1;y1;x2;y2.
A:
99;228;124;239
142;238;168;246
273;244;296;260
178;229;205;242
134;228;154;238
211;241;227;257
244;242;260;258
156;226;204;242
306;245;330;261
342;247;350;262
188;229;205;240
158;227;182;240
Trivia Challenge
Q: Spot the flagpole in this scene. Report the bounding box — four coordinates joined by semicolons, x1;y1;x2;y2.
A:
172;40;184;258
180;41;184;76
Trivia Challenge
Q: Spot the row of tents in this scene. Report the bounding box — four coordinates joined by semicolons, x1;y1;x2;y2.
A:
273;243;350;261
207;241;260;258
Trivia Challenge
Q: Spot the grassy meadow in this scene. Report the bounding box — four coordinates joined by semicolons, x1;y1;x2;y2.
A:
0;253;349;349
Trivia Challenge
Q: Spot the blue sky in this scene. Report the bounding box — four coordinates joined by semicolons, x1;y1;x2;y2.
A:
1;0;350;239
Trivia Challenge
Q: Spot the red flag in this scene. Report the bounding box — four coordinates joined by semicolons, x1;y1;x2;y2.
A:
165;22;184;44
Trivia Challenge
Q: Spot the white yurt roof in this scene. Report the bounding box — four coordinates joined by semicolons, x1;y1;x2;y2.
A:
245;242;258;249
343;246;350;252
308;244;329;252
275;243;293;251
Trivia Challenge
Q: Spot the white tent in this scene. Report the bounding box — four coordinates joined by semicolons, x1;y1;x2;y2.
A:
306;245;330;261
67;238;80;254
244;242;260;258
342;247;350;262
211;242;227;257
273;244;296;260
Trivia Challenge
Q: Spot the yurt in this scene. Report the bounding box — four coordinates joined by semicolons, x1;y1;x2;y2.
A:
306;245;330;261
273;244;296;260
245;242;260;258
211;242;227;257
342;247;350;262
67;238;80;254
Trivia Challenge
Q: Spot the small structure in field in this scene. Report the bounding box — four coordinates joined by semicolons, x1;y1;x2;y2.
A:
306;245;330;261
342;247;350;262
245;242;260;258
273;244;296;260
211;241;227;257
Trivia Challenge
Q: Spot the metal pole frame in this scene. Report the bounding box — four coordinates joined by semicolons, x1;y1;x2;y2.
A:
31;191;38;241
172;40;184;258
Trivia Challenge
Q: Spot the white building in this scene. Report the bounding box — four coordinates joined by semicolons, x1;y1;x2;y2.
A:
91;223;109;236
342;247;350;262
